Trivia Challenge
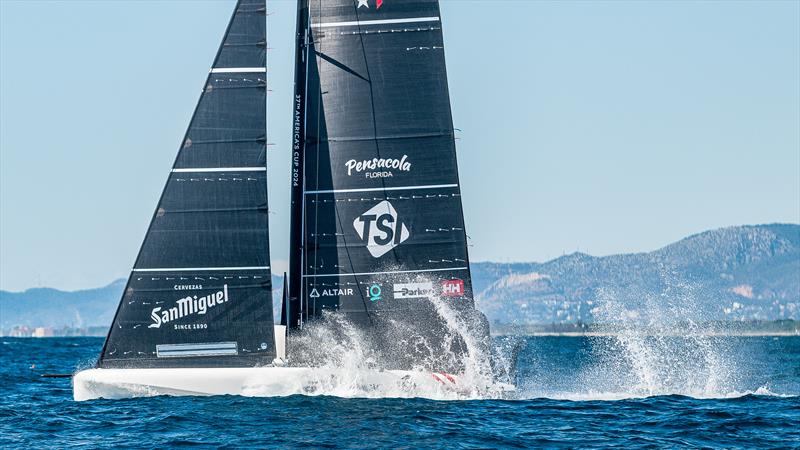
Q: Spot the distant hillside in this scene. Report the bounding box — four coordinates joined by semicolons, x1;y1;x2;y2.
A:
0;279;126;330
474;224;799;324
1;224;797;329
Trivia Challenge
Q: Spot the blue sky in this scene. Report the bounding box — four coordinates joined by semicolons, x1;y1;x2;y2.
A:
1;0;798;292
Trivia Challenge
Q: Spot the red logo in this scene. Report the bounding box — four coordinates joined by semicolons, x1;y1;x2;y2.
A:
357;0;383;9
441;279;464;297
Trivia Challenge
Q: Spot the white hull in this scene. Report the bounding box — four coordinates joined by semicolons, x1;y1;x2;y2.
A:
72;366;471;401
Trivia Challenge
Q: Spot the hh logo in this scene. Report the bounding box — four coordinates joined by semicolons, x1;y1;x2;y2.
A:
354;200;410;258
357;0;384;9
441;279;465;297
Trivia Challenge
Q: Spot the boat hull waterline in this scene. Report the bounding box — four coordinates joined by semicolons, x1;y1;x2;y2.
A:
72;367;477;401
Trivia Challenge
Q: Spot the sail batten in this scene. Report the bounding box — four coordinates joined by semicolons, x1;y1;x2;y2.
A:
310;16;440;27
302;267;468;278
132;266;271;273
304;184;458;194
210;67;267;73
172;167;267;173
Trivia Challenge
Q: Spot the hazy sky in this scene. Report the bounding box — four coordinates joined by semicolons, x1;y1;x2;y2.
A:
1;0;798;292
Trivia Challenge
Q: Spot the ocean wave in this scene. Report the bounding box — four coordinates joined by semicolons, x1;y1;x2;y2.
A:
514;386;796;402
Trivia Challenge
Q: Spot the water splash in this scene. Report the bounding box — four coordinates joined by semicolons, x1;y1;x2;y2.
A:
280;282;517;400
276;266;768;401
515;268;772;401
587;274;740;398
423;295;511;397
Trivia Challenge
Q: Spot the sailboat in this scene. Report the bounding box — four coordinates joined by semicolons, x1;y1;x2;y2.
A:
73;0;503;401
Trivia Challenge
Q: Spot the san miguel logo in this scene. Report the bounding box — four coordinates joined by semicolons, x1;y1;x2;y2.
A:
345;155;411;179
357;0;384;9
354;200;410;258
148;285;229;329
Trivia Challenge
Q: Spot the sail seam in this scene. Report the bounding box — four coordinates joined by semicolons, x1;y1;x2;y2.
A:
311;17;440;28
172;167;266;173
132;266;270;272
303;267;468;278
305;184;458;194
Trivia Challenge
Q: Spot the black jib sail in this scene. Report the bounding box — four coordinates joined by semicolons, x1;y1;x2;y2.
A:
98;0;274;368
286;0;485;367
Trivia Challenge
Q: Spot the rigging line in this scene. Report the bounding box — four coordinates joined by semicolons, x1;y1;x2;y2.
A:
334;0;378;323
308;0;375;323
352;2;392;206
341;0;387;323
314;50;369;82
312;0;323;320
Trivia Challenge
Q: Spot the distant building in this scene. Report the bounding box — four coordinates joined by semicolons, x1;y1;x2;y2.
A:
32;327;54;337
6;326;32;337
0;325;107;337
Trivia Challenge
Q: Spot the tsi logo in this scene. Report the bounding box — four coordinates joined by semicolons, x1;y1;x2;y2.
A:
353;200;410;258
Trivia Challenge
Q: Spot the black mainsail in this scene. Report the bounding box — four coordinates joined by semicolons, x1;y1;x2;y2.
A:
286;0;484;368
98;0;274;368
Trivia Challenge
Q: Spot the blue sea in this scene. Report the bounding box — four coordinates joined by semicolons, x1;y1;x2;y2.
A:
2;336;799;448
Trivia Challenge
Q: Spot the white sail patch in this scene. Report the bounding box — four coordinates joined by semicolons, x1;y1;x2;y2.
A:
148;285;230;329
354;200;410;258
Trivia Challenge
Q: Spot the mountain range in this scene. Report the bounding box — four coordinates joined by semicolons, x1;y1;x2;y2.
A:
475;223;799;325
2;224;798;331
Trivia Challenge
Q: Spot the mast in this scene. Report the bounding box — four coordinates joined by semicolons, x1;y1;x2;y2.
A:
97;0;274;368
287;0;310;330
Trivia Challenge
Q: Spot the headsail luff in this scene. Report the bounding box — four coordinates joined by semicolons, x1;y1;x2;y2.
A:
99;0;274;368
287;0;477;332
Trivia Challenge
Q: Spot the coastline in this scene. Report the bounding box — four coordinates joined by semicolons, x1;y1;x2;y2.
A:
492;331;800;337
490;320;800;337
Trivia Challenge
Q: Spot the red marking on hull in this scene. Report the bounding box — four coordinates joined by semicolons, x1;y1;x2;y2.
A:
441;373;457;384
